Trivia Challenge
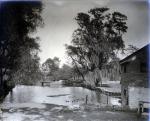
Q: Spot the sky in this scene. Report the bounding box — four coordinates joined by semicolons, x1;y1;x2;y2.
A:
35;0;149;66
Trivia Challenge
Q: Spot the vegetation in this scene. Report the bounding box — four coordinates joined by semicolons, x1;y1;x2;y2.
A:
66;7;128;84
123;45;139;55
42;57;73;81
42;57;60;81
12;49;43;85
0;1;43;93
58;64;73;80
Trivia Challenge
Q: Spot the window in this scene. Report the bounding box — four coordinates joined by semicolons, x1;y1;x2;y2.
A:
140;62;147;73
124;65;126;73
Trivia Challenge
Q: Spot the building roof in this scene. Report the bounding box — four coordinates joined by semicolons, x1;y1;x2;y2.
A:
120;44;149;64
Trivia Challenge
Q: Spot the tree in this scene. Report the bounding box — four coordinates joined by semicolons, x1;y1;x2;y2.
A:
59;64;73;80
42;57;60;81
66;7;128;82
124;45;139;55
0;1;43;90
12;49;42;85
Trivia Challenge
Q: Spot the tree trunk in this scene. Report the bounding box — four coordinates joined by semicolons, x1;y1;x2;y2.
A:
0;68;3;86
70;56;85;81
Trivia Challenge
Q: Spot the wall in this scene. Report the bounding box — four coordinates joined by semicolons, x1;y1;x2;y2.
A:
128;87;150;109
120;48;148;107
121;48;147;74
121;73;148;87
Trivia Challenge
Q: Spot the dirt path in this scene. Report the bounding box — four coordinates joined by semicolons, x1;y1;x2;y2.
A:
1;103;148;121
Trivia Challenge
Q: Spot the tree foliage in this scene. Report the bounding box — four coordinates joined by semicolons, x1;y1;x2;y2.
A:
0;1;43;88
124;44;139;55
13;49;42;85
58;64;73;80
66;7;128;79
42;57;60;81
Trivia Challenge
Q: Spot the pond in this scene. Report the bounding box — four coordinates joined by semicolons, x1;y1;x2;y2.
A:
1;81;146;121
2;81;121;109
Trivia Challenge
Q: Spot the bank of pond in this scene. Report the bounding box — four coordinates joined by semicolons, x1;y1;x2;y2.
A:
0;80;141;114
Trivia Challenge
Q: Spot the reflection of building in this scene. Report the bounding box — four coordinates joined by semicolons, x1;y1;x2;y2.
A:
120;44;149;109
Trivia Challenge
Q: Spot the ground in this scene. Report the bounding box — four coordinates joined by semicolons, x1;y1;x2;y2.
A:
1;103;148;121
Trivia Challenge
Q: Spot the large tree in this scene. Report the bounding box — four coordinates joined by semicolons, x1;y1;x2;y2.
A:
0;1;43;90
12;49;42;85
42;57;60;81
66;7;128;80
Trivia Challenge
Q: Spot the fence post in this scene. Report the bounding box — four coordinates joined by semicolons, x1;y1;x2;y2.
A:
42;82;44;86
85;95;88;104
107;95;108;105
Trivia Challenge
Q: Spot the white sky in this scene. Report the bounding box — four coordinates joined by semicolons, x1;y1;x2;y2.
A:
35;0;149;66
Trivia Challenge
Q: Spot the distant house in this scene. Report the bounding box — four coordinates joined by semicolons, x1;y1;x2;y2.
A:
120;44;149;109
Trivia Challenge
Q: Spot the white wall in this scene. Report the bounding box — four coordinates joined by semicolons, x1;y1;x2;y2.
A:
128;87;150;109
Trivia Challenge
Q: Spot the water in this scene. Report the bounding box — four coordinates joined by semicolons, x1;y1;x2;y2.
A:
2;81;121;109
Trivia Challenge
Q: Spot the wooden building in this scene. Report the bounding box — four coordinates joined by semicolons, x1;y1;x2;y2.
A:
120;44;149;109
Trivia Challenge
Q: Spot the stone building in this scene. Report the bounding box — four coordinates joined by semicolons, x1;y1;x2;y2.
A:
120;44;149;109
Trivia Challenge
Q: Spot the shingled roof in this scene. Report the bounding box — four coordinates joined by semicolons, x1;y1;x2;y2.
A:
120;44;149;64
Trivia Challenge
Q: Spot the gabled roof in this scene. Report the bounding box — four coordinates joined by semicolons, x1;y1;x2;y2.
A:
120;43;149;64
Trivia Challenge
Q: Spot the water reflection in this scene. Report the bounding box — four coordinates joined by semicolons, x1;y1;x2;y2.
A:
6;86;34;103
2;82;121;108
